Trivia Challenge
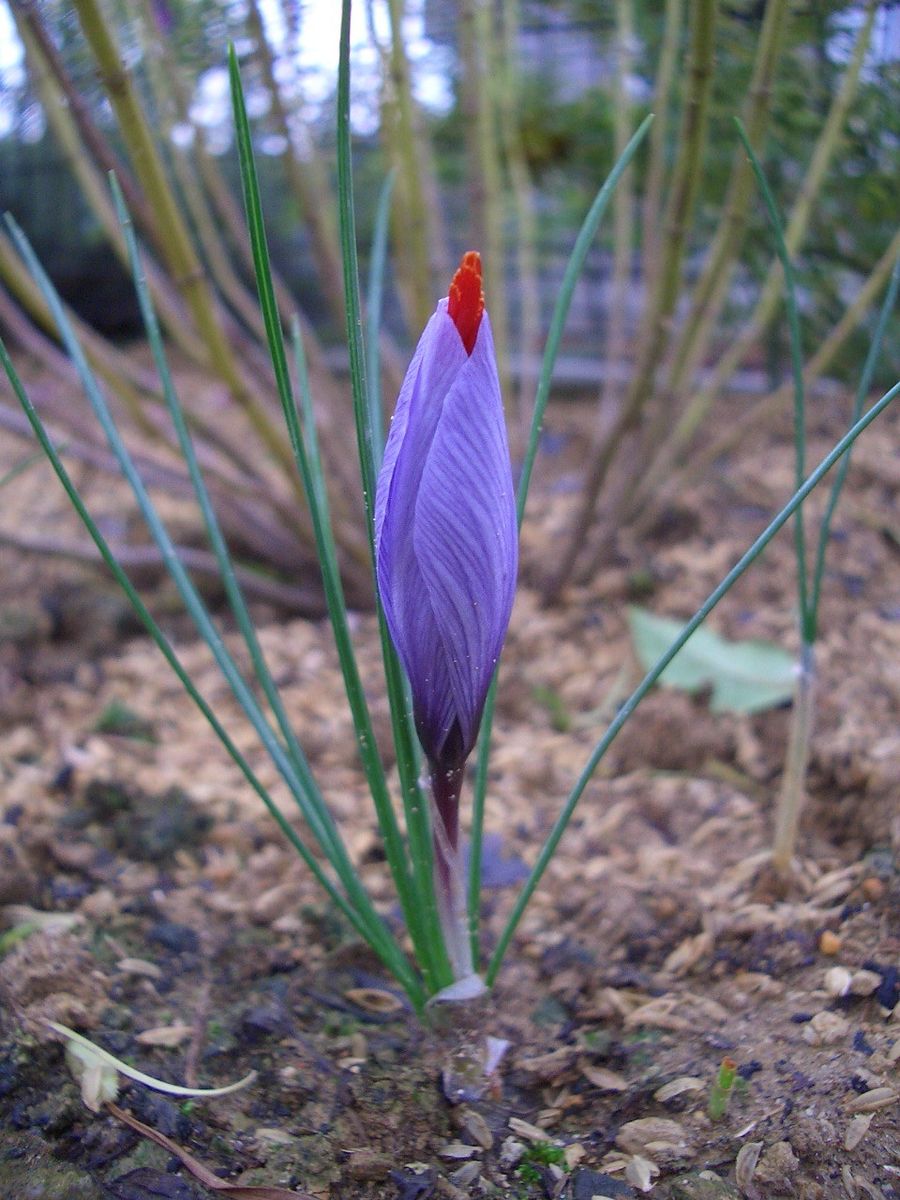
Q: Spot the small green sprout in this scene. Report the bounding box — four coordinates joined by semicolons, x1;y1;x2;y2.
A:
516;1142;567;1185
708;1055;738;1120
532;685;572;732
94;699;156;742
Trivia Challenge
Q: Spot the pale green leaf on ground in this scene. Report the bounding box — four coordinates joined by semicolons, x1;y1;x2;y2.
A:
46;1020;256;1112
627;607;797;714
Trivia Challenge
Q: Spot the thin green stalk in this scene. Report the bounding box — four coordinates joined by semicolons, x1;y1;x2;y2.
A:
290;320;329;523
366;170;396;472
0;447;52;489
334;7;453;991
109;176;359;894
486;376;900;986
360;170;432;935
734;119;811;638
808;250;900;630
772;249;899;875
5;211;418;996
708;1056;739;1121
467;115;655;966
0;334;423;1008
229;45;443;990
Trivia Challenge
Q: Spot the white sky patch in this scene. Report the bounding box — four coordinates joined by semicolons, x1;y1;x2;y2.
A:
0;0;452;144
0;2;25;138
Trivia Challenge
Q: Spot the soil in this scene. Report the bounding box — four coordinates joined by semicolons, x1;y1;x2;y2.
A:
0;379;898;1200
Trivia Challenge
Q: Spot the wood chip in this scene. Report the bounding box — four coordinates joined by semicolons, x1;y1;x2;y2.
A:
824;967;852;997
844;1113;874;1151
849;969;881;997
615;1118;691;1159
623;995;690;1031
135;1024;193;1047
116;957;163;980
662;932;713;976
438;1142;480;1160
507;1117;551;1142
563;1143;586;1169
809;865;860;905
735;1141;763;1192
846;1087;898;1113
455;1109;493;1151
653;1076;705;1103
624;1154;658;1192
516;1047;576;1079
803;1010;849;1045
343;988;403;1014
448;1161;481;1188
255;1128;295;1146
581;1064;628;1091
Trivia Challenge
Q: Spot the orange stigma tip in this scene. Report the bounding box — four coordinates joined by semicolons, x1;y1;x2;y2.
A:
447;251;484;355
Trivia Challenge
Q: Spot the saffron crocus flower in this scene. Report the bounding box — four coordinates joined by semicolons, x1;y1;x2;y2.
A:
375;251;518;988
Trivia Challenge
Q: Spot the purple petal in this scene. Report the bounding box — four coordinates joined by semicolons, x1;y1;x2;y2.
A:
375;306;517;767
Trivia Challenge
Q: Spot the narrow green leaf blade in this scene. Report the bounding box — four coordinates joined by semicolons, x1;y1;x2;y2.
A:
469;113;656;966
487;377;899;986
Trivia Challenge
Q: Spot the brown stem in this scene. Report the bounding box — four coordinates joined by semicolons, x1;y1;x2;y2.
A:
459;0;511;403
244;0;346;330
601;0;636;417
633;0;880;514
71;0;297;485
384;0;438;331
0;528;324;612
634;225;900;533
663;0;791;402
496;0;540;441
640;0;683;286
544;0;718;603
14;0;159;246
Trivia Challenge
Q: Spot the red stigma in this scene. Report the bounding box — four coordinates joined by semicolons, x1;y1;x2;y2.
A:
447;251;484;356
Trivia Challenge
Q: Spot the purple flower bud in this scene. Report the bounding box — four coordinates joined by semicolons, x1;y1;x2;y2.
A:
375;253;518;773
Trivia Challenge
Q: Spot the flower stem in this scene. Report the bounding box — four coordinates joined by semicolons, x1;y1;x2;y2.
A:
772;641;816;876
430;765;474;983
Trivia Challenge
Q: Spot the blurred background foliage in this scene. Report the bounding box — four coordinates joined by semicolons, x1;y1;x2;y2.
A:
1;0;896;370
0;0;897;601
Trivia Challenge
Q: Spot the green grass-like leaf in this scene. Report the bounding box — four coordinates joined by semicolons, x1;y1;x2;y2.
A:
809;246;900;631
735;118;811;641
228;43;435;1002
366;168;396;473
468;112;655;967
486;376;899;986
333;5;452;991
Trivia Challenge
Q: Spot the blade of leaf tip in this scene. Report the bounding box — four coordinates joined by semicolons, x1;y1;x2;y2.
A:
45;1021;257;1097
